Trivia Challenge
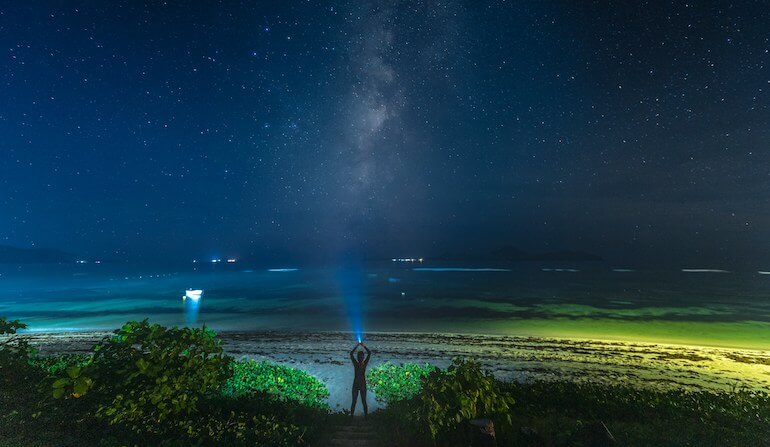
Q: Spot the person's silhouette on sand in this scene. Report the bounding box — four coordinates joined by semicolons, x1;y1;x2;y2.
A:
349;342;371;418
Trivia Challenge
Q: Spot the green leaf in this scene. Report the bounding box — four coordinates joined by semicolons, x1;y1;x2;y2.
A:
73;377;90;396
66;365;81;379
52;378;70;389
136;358;149;371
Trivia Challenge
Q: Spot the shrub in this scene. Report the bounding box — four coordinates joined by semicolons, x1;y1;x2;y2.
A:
30;352;92;375
414;358;514;443
222;359;329;409
368;361;437;404
194;408;302;447
0;318;41;437
56;320;232;439
4;319;330;446
0;316;34;361
0;317;38;398
0;316;27;336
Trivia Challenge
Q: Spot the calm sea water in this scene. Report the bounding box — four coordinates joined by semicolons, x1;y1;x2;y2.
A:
1;262;769;349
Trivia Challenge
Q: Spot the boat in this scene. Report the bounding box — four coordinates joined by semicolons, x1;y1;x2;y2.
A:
183;289;203;301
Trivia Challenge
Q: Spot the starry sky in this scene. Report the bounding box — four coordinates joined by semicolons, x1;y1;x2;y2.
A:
1;1;768;265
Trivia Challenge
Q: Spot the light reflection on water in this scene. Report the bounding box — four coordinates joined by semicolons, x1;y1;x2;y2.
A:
1;263;770;349
184;296;200;326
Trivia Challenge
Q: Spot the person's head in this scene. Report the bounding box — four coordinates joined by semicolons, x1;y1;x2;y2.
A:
357;351;365;362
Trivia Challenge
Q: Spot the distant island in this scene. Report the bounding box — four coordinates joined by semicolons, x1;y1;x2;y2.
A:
0;245;76;264
432;245;602;262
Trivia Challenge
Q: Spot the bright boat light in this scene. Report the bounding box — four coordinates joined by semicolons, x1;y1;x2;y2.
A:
183;289;203;301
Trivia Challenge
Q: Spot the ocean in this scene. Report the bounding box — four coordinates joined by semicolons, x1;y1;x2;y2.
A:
1;262;769;349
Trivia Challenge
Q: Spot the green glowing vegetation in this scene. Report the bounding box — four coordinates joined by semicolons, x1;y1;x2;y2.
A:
368;361;437;403
29;352;91;375
222;359;329;409
0;318;329;446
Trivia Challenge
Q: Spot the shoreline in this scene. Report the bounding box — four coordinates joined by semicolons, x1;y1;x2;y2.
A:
17;322;770;351
14;330;770;413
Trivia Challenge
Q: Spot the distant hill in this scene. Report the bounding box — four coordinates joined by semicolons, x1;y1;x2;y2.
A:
433;245;602;262
0;245;76;264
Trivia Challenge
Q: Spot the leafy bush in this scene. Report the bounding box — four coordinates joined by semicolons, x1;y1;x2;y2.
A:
0;316;34;361
2;318;331;446
30;352;92;375
222;359;329;409
414;358;514;443
0;317;38;399
1;319;109;446
52;320;232;439
0;316;27;336
194;406;302;446
0;318;42;439
368;361;436;404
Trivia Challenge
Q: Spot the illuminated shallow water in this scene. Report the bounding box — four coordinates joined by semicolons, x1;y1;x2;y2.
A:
1;262;769;350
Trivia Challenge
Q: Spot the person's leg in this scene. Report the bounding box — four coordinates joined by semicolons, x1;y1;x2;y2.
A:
350;387;359;416
361;385;368;418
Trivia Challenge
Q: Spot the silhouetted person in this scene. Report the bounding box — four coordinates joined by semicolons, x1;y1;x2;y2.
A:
349;341;371;418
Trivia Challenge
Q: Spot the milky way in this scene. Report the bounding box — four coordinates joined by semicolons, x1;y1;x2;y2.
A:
1;1;768;265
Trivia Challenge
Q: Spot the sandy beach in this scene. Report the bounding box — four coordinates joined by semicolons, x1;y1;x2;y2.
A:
18;330;770;415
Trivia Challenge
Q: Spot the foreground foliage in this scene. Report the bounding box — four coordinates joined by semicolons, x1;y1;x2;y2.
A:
416;359;514;442
372;361;770;447
71;321;231;438
371;359;514;445
5;316;770;447
223;359;329;409
368;361;436;404
504;380;770;446
0;318;330;447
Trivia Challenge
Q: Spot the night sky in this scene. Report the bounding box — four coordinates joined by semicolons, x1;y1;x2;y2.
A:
1;1;768;265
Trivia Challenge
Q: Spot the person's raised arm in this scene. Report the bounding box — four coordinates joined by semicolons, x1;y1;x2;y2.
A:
363;343;371;364
349;344;358;363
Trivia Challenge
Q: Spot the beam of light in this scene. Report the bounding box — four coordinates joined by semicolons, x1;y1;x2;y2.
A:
338;263;364;343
